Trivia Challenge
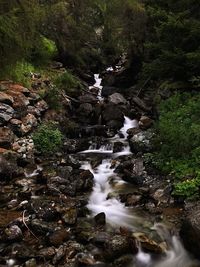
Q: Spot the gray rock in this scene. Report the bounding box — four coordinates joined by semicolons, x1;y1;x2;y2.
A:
0;103;15;125
108;93;127;105
5;225;23;241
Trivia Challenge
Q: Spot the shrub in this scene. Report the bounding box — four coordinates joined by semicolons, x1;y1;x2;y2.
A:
33;122;63;155
54;70;82;97
152;92;200;198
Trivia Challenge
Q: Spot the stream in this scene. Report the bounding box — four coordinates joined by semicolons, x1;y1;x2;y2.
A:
80;74;199;267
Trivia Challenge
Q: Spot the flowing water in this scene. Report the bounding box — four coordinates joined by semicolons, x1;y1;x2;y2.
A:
80;74;199;267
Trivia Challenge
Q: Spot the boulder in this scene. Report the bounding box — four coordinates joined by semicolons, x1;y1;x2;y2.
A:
129;130;155;153
0;151;20;179
101;86;120;97
63;138;89;154
0;92;14;105
139;116;154;130
108;93;127;105
0;127;15;148
77;103;93;117
0;103;15;125
180;203;200;259
79;94;98;104
102;104;124;130
131;96;151;112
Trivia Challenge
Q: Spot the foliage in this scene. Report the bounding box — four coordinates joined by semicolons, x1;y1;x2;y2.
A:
32;122;63;155
153;93;200;198
54;70;81;97
142;0;200;85
173;177;200;199
0;61;35;87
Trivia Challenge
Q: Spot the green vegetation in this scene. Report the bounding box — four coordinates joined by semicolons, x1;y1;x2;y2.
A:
32;122;63;155
153;93;200;198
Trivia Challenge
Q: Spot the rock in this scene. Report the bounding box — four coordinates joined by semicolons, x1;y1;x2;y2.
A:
81;125;108;138
35;100;48;114
9;118;23;136
94;212;106;226
107;120;124;130
0;92;14;105
127;127;141;137
62;207;77;225
108;93;127;105
52;244;67;265
126;194;142;206
49;229;70;246
76;169;94;192
133;232;164;254
30;219;53;235
116;158;145;186
8;90;30;109
21;113;37;135
131;96;151;112
104;235;131;261
5;225;23;241
79;94;98;104
63;138;89;153
180;204;200;259
25;258;37;267
93;232;110;247
113;142;124;153
37;247;56;260
0;151;20;179
112;255;134;267
129;130;155;153
77;103;93;117
0;103;15;125
102;104;124;125
101;86;120;97
139;116;153;130
0;127;15;148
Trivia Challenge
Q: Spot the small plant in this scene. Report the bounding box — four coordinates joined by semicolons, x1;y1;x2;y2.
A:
173;177;200;199
33;122;63;155
54;70;81;97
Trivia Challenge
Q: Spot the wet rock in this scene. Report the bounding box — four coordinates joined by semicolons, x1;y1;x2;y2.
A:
30;219;53;235
49;229;70;246
81;125;108;138
102;104;124;127
127;127;141;137
93;232;110;247
113;141;124;153
104;235;131;261
25;258;37;267
139;116;153;130
116;158;145;186
52;244;67;265
47;175;76;196
101;86;120;97
76;253;97;266
107;120;124;130
108;93;127;105
63;138;89;153
5;225;23;241
112;255;134;267
0;92;14;105
15;244;35;259
62;207;77;225
94;212;106;226
180;203;200;259
125;194;142;206
0;103;15;125
76;169;94;192
133;232;164;254
37;247;56;260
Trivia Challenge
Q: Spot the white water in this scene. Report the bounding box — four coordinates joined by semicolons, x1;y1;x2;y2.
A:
81;73;199;267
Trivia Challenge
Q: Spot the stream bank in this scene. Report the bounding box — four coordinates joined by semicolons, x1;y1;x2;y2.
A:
0;66;200;266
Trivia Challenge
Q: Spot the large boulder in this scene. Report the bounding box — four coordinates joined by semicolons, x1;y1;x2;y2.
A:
180;203;200;259
102;104;124;130
108;93;127;105
129;130;155;153
0;127;15;149
78;94;98;104
101;86;120;97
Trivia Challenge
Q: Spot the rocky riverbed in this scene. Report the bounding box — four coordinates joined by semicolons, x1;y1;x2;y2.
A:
0;67;200;266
